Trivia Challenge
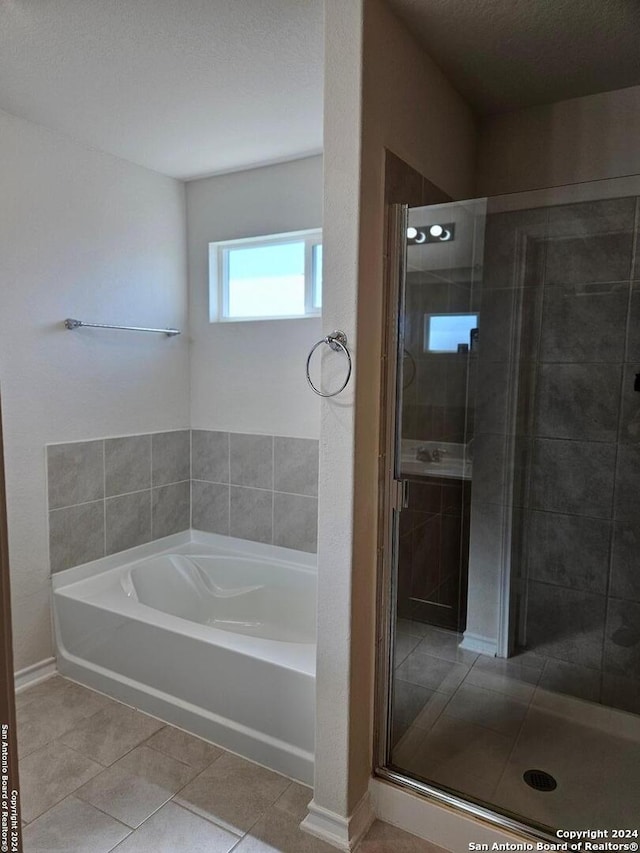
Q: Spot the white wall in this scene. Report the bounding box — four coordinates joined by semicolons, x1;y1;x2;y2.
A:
477;84;640;195
187;156;323;438
307;0;477;843
0;109;189;670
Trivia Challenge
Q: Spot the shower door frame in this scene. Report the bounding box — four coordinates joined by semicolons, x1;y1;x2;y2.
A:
372;202;552;844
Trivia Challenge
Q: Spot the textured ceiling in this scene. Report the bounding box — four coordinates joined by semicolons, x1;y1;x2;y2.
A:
0;0;324;180
2;1;639;180
387;0;640;114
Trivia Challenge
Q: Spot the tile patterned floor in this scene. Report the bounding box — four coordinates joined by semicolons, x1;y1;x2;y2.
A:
17;676;444;853
391;621;640;832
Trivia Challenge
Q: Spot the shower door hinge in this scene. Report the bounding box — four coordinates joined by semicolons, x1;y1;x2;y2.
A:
391;479;409;512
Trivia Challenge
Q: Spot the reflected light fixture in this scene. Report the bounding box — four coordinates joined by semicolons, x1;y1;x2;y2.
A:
406;223;455;245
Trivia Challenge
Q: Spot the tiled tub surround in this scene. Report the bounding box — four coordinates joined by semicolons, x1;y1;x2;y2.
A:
470;195;640;713
47;430;319;572
47;431;191;572
192;431;319;553
53;535;317;784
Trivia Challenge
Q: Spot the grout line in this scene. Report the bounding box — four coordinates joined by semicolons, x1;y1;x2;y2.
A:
193;479;317;500
227;434;232;536
271;437;275;545
102;441;107;559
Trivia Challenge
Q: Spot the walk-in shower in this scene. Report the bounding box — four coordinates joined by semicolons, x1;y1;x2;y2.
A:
376;175;640;836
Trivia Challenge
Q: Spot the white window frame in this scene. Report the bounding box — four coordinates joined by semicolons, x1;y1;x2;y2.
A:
209;228;323;322
423;312;479;353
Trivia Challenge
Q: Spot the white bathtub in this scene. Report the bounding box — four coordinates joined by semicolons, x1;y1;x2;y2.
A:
52;531;316;783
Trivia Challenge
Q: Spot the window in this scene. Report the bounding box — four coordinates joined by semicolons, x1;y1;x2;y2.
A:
209;229;322;322
424;313;478;353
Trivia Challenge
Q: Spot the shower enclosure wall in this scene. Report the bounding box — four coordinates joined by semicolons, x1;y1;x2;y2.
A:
378;176;640;836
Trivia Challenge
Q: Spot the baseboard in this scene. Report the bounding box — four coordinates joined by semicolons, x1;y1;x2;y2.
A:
370;777;532;853
14;657;57;692
459;631;497;656
301;791;375;851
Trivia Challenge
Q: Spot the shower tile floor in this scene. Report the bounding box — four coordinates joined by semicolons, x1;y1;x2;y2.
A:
391;620;640;832
17;676;444;853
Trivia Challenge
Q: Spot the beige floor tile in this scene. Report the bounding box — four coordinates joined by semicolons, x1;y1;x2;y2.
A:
59;702;165;766
145;725;224;770
17;678;113;758
397;619;430;638
464;657;540;703
411;691;451;731
233;806;336;853
175;751;290;834
19;741;103;822
415;629;478;666
15;675;67;709
393;716;515;791
443;683;529;737
360;820;448;852
272;782;313;821
22;795;130;853
396;651;470;695
75;744;198;828
110;801;239;853
395;632;422;666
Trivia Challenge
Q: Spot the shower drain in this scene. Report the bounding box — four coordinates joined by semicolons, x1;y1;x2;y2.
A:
523;769;557;792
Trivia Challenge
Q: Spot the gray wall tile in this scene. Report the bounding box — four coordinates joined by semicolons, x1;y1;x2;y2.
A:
152;481;190;538
48;441;104;509
538;659;602;703
611;521;640;604
230;434;273;489
482;208;548;291
528;511;611;594
49;502;105;573
618;364;640;443
230;486;272;544
534;363;621;442
469;433;507;505
614;445;640;523
531;438;615;517
106;491;152;555
626;289;640;358
274;437;319;496
540;283;628;363
152;431;190;486
273;493;318;553
526;581;606;670
105;435;151;497
545;234;633;285
602;672;640;715
191;430;229;483
192;481;229;535
547;198;636;236
604;598;640;679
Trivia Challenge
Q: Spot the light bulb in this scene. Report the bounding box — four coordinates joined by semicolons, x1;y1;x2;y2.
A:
429;224;444;237
407;227;417;239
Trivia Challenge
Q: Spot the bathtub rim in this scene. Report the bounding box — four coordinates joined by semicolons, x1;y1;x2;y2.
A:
52;529;317;590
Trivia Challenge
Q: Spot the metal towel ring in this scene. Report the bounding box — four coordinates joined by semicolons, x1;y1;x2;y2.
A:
306;330;352;397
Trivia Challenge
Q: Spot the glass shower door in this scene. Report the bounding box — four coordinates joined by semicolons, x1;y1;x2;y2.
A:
383;181;640;836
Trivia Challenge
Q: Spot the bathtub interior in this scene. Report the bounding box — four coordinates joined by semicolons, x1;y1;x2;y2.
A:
124;553;316;643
